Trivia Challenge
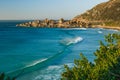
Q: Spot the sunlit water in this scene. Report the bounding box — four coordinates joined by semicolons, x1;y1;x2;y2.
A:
0;20;119;80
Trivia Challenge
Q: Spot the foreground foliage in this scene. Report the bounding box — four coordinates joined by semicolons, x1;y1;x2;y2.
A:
0;73;15;80
61;33;120;80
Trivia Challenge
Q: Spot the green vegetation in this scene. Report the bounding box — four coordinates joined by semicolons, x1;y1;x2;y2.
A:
0;73;15;80
104;21;120;27
61;33;120;80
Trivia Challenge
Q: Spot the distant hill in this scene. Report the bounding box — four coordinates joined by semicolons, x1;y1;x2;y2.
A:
17;0;120;29
73;0;120;27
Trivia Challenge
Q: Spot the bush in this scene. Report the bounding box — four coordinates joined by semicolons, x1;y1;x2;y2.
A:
61;33;120;80
0;73;15;80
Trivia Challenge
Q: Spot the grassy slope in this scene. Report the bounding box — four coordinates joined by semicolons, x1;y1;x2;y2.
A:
74;0;120;27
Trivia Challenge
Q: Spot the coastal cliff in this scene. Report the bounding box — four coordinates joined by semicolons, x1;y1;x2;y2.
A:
17;0;120;28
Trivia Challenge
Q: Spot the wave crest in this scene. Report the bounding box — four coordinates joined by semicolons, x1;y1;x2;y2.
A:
26;58;48;67
62;28;87;30
60;37;83;46
98;31;103;34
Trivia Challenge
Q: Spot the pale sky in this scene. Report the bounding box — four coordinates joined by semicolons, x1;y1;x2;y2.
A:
0;0;108;20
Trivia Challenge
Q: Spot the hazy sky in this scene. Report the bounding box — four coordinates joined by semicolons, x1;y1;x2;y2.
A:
0;0;108;20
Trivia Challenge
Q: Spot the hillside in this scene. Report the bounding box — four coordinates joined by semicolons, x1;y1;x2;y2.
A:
17;0;120;29
74;0;120;27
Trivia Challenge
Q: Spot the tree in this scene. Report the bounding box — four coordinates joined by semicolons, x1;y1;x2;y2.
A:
61;33;120;80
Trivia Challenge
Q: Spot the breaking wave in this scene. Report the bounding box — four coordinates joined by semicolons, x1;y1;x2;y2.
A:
25;58;48;67
60;36;83;46
34;63;74;80
98;31;103;34
8;46;69;77
7;58;49;77
8;35;83;78
62;28;87;30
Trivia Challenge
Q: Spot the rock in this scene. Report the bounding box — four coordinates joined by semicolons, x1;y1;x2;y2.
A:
59;18;64;24
16;18;92;28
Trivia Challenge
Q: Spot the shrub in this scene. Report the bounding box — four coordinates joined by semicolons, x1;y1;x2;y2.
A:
61;33;120;80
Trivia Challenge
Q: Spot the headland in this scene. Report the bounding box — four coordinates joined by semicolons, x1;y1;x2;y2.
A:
16;0;120;30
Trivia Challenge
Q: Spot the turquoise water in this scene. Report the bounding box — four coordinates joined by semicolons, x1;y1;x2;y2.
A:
0;21;119;80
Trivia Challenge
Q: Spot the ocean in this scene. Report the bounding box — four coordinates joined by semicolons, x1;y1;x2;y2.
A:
0;20;119;80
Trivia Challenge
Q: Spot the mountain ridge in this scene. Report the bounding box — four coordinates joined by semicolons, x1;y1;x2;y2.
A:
73;0;120;27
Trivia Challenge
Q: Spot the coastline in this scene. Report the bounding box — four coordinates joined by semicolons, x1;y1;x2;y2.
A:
93;25;120;31
16;19;120;31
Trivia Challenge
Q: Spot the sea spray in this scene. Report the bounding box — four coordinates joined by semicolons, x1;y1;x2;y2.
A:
60;36;83;46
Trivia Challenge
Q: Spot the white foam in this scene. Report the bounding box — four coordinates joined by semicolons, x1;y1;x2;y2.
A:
47;65;62;70
61;28;87;30
7;58;48;75
34;63;74;80
26;58;48;67
71;28;87;30
99;28;104;29
98;31;103;34
109;29;118;32
35;74;60;80
60;36;83;46
66;63;74;67
34;65;64;80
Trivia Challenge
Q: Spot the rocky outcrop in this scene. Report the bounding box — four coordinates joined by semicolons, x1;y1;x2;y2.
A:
17;0;120;28
16;18;92;28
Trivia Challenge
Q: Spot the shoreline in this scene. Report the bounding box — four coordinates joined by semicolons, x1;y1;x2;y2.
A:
93;25;120;31
16;19;120;31
18;25;120;31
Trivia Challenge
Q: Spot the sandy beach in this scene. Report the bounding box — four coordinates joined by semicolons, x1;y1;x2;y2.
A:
93;25;120;31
